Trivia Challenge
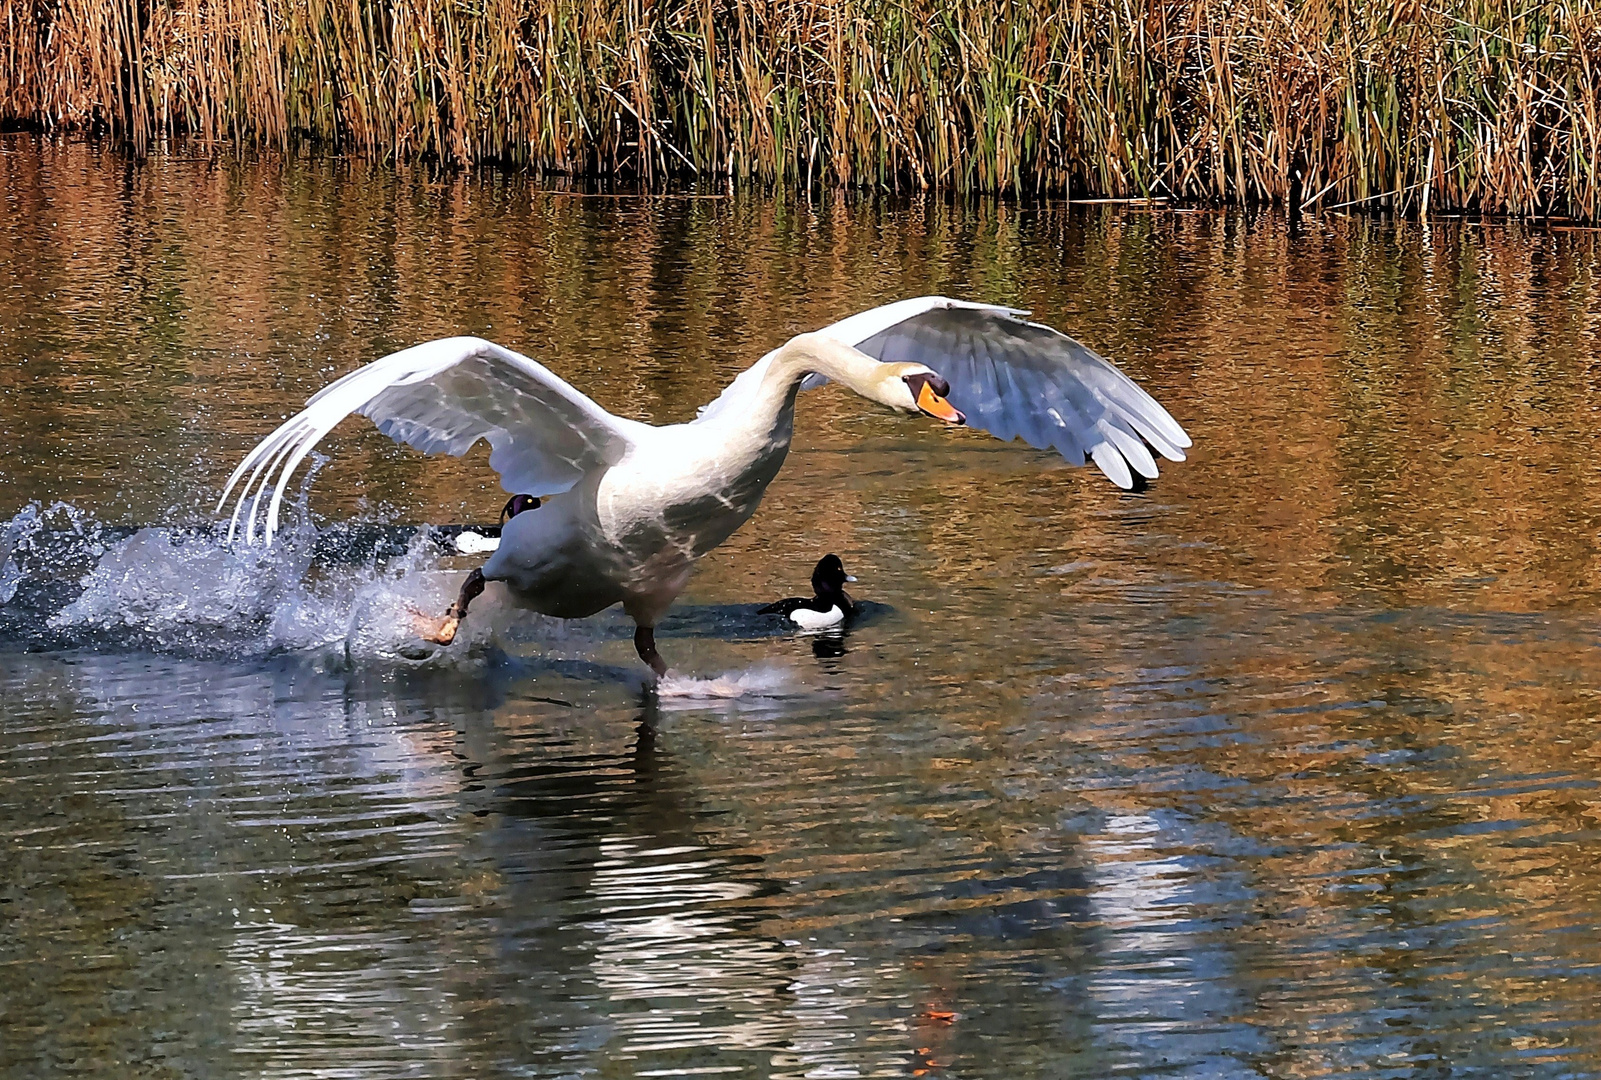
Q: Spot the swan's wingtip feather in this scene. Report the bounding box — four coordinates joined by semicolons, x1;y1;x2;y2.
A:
1089;442;1134;490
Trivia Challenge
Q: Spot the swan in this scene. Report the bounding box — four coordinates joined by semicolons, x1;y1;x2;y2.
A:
218;296;1191;675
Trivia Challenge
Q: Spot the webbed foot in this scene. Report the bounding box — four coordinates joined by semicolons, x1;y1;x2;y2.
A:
418;567;485;646
426;614;461;646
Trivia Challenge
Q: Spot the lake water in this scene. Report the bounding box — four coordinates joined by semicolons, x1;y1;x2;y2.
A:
4;135;1601;1078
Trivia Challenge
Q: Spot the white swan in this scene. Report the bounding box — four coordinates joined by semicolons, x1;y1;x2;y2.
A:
218;296;1190;674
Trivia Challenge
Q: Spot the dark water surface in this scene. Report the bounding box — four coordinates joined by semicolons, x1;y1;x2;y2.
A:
5;136;1601;1078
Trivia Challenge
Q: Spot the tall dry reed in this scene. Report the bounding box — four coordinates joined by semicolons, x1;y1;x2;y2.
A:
4;0;1601;217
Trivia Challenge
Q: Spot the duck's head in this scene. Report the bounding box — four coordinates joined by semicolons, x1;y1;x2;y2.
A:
812;553;857;596
500;493;541;523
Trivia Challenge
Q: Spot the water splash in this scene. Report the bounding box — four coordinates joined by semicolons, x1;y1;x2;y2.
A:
0;503;39;605
656;665;797;707
0;502;498;666
0;504;818;682
52;523;316;642
0;501;108;605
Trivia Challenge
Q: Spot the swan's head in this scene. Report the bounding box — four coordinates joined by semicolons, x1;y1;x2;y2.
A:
879;364;966;425
778;333;965;425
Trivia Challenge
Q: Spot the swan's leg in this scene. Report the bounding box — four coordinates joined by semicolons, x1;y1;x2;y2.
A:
426;568;486;645
427;495;536;645
633;626;668;677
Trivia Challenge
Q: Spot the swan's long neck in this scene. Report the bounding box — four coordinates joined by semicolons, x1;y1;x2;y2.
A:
676;333;899;527
624;334;895;569
734;333;892;439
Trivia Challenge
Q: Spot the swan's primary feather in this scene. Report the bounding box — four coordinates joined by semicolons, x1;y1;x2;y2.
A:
217;336;637;544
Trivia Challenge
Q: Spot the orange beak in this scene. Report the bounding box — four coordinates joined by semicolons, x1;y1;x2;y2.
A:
916;381;966;425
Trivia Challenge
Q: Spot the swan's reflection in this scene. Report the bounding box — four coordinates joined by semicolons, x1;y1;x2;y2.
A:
0;653;480;1075
1;652;819;1074
3;648;1154;1078
475;703;894;1072
580;727;787;1052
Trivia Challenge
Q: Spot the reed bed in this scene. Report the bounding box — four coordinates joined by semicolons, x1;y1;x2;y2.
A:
4;0;1601;217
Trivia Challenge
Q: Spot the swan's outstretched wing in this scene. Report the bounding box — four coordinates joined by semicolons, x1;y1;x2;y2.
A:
218;336;636;544
821;296;1191;489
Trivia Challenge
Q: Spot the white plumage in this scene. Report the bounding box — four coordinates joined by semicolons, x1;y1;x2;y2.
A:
789;605;846;631
452;530;501;555
217;296;1190;674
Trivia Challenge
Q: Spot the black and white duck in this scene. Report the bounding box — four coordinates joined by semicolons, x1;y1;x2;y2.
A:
759;554;857;630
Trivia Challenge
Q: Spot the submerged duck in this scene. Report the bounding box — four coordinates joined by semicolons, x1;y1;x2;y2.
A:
760;554;857;630
218;296;1190;676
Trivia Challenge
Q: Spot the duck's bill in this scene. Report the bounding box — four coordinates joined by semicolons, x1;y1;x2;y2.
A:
916;382;966;425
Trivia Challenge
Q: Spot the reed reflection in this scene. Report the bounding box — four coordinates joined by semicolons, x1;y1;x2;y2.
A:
8;136;1601;618
6;135;1601;1076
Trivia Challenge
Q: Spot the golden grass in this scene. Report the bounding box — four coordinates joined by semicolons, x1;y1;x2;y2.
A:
4;0;1601;216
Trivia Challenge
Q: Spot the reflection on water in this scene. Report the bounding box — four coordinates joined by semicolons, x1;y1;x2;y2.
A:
4;135;1601;1076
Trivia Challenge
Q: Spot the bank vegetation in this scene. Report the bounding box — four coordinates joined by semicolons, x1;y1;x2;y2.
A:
4;0;1601;216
